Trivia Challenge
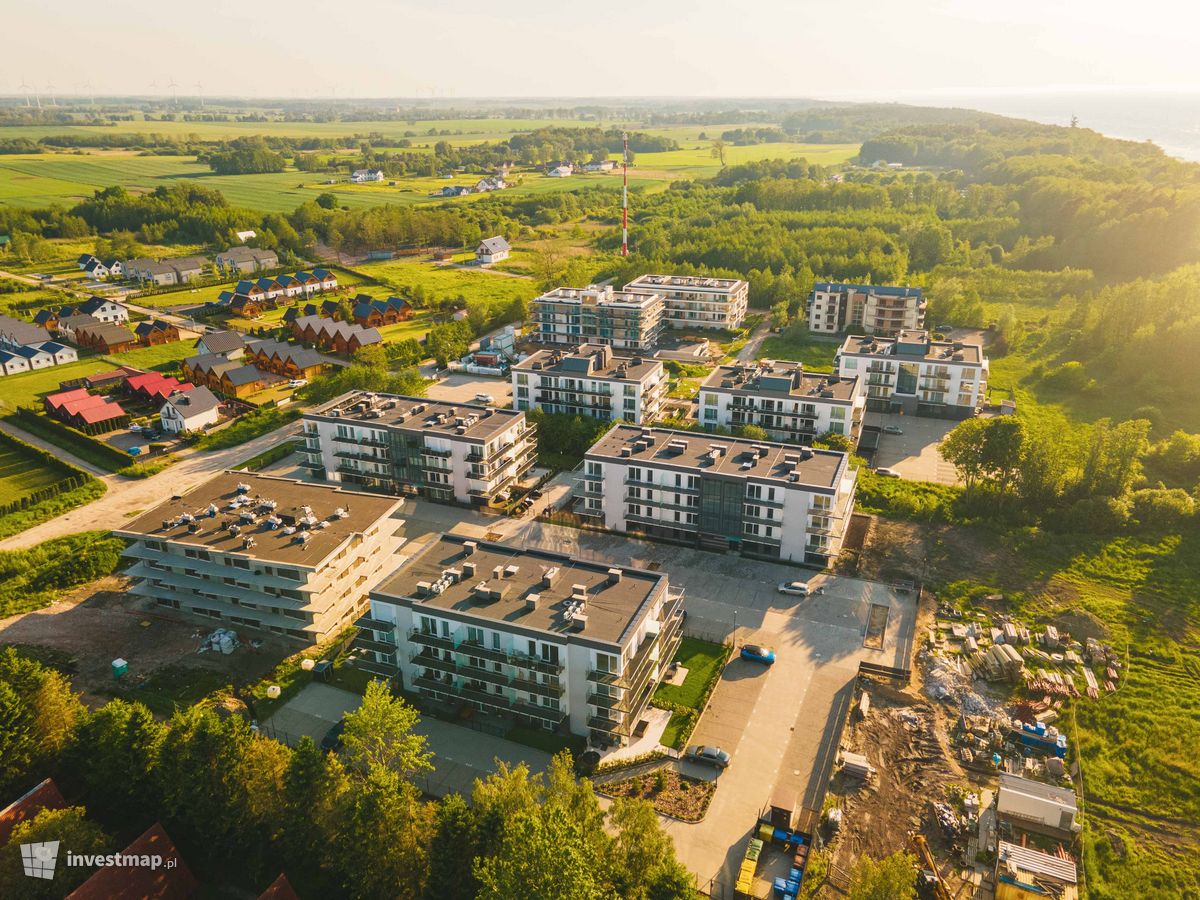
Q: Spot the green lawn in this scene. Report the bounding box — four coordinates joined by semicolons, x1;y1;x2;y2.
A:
758;326;841;370
106;341;195;371
356;257;537;309
654;637;729;708
0;442;70;504
0;358;120;417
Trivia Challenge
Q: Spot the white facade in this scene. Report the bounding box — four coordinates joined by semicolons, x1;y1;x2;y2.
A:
531;284;664;351
625;274;750;331
358;535;685;745
352;169;385;183
301;392;537;506
160;389;221;434
835;330;988;418
512;344;666;425
579;426;858;566
808;283;926;336
114;472;405;643
997;774;1080;837
698;361;863;442
80;299;129;325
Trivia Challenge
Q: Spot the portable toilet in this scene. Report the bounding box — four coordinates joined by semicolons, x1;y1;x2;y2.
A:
112;658;128;679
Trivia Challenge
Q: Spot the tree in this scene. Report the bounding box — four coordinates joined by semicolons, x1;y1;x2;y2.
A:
771;299;790;329
334;767;432;899
608;798;694;900
316;192;338;210
278;737;350;894
939;418;991;493
847;850;917;900
67;699;165;824
0;649;84;795
737;424;770;442
427;792;484;900
342;680;432;780
0;808;110;899
710;139;728;167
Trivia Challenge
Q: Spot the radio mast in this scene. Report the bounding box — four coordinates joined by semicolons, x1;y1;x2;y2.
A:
621;132;629;257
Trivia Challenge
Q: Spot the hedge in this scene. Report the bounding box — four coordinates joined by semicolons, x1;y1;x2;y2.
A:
13;407;134;472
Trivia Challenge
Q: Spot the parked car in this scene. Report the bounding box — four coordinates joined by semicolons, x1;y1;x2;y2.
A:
778;581;810;596
474;392;495;404
883;425;904;435
320;719;346;752
874;467;901;478
685;745;731;769
288;379;308;388
740;644;776;665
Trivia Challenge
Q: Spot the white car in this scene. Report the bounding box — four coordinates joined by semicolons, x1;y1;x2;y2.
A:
778;581;810;596
288;379;308;388
883;425;904;435
474;393;495;404
875;467;901;478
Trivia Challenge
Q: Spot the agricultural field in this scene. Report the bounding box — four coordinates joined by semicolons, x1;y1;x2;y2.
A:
355;256;538;308
0;441;69;505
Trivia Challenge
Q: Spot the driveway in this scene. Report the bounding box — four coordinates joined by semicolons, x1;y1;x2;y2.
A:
736;319;772;363
0;419;303;550
264;682;363;747
869;412;961;485
425;372;514;407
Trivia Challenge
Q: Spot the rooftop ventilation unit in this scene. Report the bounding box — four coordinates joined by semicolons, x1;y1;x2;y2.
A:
442;567;461;583
462;540;477;556
526;593;540;611
504;564;520;578
569;613;588;632
493;565;504;579
543;566;560;588
416;580;433;596
608;567;622;584
571;583;588;601
462;561;476;578
800;447;814;460
619;447;632;458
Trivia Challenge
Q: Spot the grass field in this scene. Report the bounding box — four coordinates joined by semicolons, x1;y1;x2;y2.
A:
0;442;69;505
356;257;538;308
103;341;195;371
0;358;120;417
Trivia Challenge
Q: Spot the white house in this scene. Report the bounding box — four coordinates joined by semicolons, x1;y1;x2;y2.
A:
77;297;129;325
352;169;385;183
83;259;110;279
160;387;222;434
475;236;511;265
584;160;616;172
12;344;54;370
0;350;31;377
37;341;79;366
546;165;573;178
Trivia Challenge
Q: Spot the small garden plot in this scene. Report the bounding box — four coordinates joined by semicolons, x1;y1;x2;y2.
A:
596;766;716;822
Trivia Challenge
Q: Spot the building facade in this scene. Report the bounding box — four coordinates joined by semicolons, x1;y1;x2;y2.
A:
512;344;666;424
698;360;863;443
807;283;926;336
530;285;664;351
578;426;857;566
301;392;537;506
834;330;988;418
114;472;404;643
625;274;749;331
355;534;684;747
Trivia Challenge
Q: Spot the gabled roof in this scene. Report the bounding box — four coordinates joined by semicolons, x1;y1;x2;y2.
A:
38;341;71;355
78;296;123;315
77;253;97;265
77;322;136;345
13;344;51;360
256;276;281;291
58;313;99;329
165;385;220;417
259;873;301;900
222;363;274;387
295;270;315;282
0;315;50;345
477;236;510;254
0;778;66;846
134;320;174;337
66;822;198;900
33;309;57;325
197;331;245;354
276;274;298;287
235;280;259;294
216;290;235;305
312;268;334;280
45;388;92;410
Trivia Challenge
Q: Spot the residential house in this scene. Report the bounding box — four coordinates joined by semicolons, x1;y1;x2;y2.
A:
126;371;194;405
351;169;385;183
85;365;143;390
66;823;199;900
77;253;98;270
351;296;411;327
301;391;537;506
275;273;303;298
807;282;926;336
195;330;245;359
530;284;664;351
160;386;221;434
0;778;66;847
290;315;381;354
475;236;511;264
229;293;268;318
583;159;617;172
168;255;208;282
137;260;184;287
122;257;157;282
312;268;338;291
293;271;322;296
697;360;864;442
134;319;180;346
77;296;129;325
0;314;50;349
219;364;283;398
512;344;667;424
10;344;54;370
32;309;59;328
245;338;340;380
254;276;286;301
44;388;129;433
579;426;858;566
83;258;110;279
74;322;138;354
441;185;472;197
357;534;684;745
625;274;750;331
102;258;124;279
834;330;988;419
215;245;279;276
37;341;78;366
546;165;573;177
55;312;100;341
0;350;31;376
114;471;406;642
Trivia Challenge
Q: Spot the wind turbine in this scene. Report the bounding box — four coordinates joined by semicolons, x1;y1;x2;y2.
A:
18;78;32;107
194;81;204;108
168;77;178;106
44;80;57;107
84;79;95;106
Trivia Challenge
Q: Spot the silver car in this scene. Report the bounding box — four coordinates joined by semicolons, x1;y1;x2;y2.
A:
685;745;731;769
778;581;810;596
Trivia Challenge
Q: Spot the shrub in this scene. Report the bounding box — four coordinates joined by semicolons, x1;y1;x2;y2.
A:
1129;488;1195;530
1052;496;1130;534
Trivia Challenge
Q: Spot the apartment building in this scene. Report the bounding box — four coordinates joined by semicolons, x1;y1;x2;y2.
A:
625;274;749;331
301;391;537;506
578;425;857;566
698;360;864;442
835;330;988;418
512;343;666;425
530;284;664;351
807;282;926;336
113;472;404;643
355;534;684;746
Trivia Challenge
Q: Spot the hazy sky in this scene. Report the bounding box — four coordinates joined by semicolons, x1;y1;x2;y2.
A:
5;0;1200;99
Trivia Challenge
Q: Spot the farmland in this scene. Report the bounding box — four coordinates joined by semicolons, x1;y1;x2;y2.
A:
0;441;69;505
354;256;538;308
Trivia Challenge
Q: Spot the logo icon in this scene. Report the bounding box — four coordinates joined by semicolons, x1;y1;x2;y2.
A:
21;841;60;879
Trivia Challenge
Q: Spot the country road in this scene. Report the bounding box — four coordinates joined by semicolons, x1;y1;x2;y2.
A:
736;318;772;363
0;420;301;551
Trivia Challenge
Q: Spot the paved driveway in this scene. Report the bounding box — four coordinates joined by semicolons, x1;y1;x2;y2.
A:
425;372;513;407
264;683;363;747
412;718;553;799
870;412;961;485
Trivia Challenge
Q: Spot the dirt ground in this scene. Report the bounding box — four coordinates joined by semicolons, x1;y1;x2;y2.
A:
0;575;289;709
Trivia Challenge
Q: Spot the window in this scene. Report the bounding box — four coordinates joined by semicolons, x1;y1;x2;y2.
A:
703;393;717;406
516;373;528;385
466;626;484;645
492;632;501;649
595;652;618;673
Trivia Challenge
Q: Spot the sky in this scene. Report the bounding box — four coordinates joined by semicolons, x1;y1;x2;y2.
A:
4;0;1200;100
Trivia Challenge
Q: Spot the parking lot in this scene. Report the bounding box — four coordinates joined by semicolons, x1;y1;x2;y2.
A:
424;372;513;407
869;412;961;484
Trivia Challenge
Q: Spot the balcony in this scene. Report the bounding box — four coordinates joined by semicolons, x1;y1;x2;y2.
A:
588;712;625;733
355;612;394;631
409;628;455;651
333;433;389;449
354;634;398;654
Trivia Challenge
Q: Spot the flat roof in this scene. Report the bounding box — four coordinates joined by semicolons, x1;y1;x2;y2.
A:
813;281;924;298
997;841;1078;884
701;361;858;403
533;285;661;308
998;773;1078;811
116;471;402;569
306;391;525;442
373;534;666;646
626;274;747;293
586;425;847;492
513;344;662;381
838;333;985;365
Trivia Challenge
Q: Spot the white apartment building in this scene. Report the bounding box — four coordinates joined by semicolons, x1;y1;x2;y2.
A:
114;471;404;643
579;426;858;567
530;284;664;351
625;274;750;331
808;282;926;336
356;534;684;747
512;343;666;425
698;360;864;442
835;330;988;419
301;392;537;507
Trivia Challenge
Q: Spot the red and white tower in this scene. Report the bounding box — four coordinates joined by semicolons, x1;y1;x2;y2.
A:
621;131;629;257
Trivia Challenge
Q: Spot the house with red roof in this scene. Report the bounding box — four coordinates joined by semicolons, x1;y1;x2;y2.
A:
0;778;67;846
44;388;130;433
66;822;198;900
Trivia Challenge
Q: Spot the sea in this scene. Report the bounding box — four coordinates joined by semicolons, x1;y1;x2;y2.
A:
883;90;1200;162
